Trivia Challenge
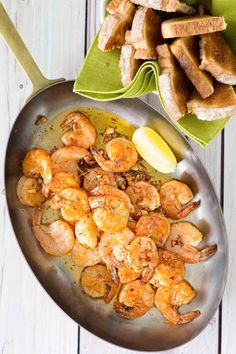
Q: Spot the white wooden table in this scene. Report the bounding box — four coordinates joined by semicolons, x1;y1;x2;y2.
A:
0;1;235;353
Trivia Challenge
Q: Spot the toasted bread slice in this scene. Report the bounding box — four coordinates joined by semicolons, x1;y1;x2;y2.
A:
134;48;157;59
107;0;133;17
187;83;236;120
98;2;135;51
130;7;162;52
119;45;141;86
200;32;236;85
130;0;195;14
161;16;227;39
157;44;192;121
170;36;214;98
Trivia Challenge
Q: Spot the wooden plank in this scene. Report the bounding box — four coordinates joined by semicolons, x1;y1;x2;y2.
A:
221;119;236;354
0;1;87;353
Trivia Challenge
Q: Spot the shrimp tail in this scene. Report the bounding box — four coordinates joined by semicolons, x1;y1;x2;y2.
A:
178;310;201;324
31;207;43;227
199;245;217;261
104;281;120;304
177;200;200;219
113;302;140;320
107;264;120;283
60;111;85;128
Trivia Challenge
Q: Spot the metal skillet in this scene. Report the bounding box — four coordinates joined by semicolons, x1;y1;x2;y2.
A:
1;2;228;352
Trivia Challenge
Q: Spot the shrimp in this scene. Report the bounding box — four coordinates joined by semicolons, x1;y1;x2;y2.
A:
91;137;138;173
89;185;132;232
83;167;117;193
16;176;45;206
126;182;160;212
136;213;170;246
80;264;119;303
125;236;159;282
159;180;200;219
51;146;91;178
114;280;155;319
49;172;80;194
61;111;96;149
75;213;101;249
50;187;90;224
118;264;142;284
31;208;75;256
98;228;135;268
149;249;185;287
155;285;200;325
71;239;101;267
171;280;196;307
22;149;52;192
165;222;217;263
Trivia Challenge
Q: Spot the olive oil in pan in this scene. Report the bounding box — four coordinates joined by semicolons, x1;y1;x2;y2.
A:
32;107;171;283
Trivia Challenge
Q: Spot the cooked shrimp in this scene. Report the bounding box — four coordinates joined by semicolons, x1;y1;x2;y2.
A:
125;236;159;282
165;222;217;263
89;185;132;232
118;264;142;284
155;285;200;325
22;149;52;187
149;249;185;287
98;227;135;268
75;213;101;249
171;280;196;307
50;187;90;223
16;176;45;206
31;208;75;256
80;264;119;303
71;239;101;267
83;167;117;193
51;146;90;177
49;172;80;194
126;182;160;212
136;213;170;246
114;280;155;319
61;111;96;149
91;137;138;173
160;180;200;219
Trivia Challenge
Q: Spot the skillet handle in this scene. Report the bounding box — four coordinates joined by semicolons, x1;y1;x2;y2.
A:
0;2;65;102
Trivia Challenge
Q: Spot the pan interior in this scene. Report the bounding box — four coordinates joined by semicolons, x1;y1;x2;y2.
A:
5;81;228;351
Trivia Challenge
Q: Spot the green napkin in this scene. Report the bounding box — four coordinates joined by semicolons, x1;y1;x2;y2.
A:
74;0;236;147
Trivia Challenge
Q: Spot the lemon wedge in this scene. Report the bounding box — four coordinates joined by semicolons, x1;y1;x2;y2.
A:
132;127;177;173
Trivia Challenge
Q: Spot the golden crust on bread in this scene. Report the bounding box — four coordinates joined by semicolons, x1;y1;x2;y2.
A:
157;44;192;121
187;83;236;120
170;36;214;98
107;0;134;17
98;2;135;51
130;7;162;51
130;0;195;14
161;16;227;39
119;45;141;86
134;48;157;59
200;32;236;85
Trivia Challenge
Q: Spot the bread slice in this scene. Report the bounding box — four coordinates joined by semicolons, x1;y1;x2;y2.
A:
170;36;214;98
119;45;141;86
107;0;133;17
161;15;227;39
130;7;162;51
157;44;192;121
200;32;236;85
130;0;195;14
98;2;135;51
187;83;236;121
134;48;157;59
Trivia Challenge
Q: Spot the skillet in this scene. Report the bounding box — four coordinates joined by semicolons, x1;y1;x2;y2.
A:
1;2;228;351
